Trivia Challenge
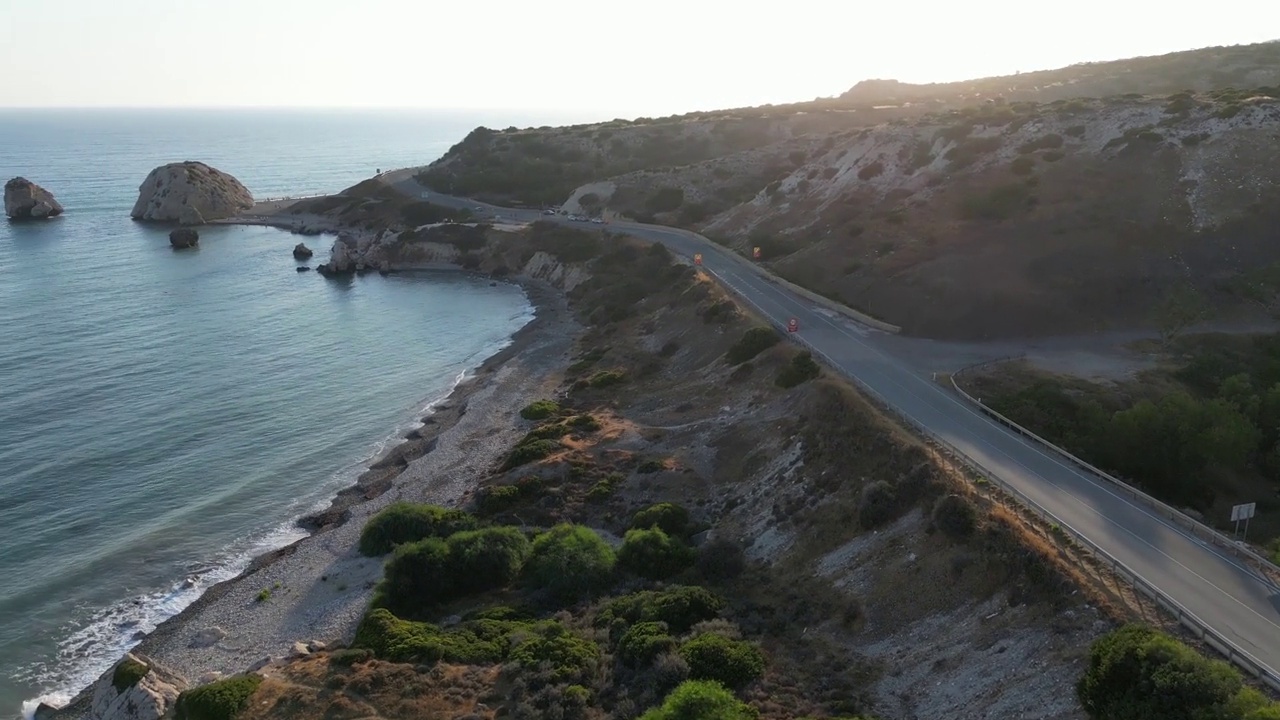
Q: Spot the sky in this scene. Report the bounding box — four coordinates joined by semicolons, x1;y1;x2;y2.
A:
2;0;1277;118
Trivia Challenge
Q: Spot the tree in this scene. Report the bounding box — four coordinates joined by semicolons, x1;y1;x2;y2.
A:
523;524;616;602
639;680;758;720
618;527;696;580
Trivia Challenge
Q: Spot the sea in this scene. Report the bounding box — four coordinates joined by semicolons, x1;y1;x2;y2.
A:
0;107;597;718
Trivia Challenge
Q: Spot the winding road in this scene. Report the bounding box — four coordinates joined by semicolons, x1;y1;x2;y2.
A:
384;175;1280;686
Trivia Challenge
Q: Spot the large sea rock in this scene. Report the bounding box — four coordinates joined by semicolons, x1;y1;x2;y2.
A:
130;162;253;224
4;177;63;220
88;654;186;720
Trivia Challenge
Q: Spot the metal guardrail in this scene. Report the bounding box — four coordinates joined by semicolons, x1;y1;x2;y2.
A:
698;265;1280;694
950;359;1280;589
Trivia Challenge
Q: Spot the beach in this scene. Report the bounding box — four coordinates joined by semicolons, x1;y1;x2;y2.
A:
48;267;578;718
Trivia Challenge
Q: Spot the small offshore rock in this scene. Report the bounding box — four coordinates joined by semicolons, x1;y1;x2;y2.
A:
4;177;64;220
169;227;199;249
188;627;226;649
296;266;310;273
292;243;313;259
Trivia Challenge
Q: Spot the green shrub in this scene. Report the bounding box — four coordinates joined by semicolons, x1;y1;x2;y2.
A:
726;327;781;365
618;528;696;580
680;633;766;689
174;675;263;720
1077;624;1252;720
1011;156;1035;176
569;414;602;431
477;484;522;513
520;400;560;420
587;472;624;502
618;621;677;667
329;648;373;666
775;351;821;389
589;370;627;388
354;608;506;663
359;502;477;556
378;537;454;611
637;459;666;474
639;680;759;720
932;494;977;539
446;526;532;594
501;437;561;470
630;502;692;538
858;480;899;529
598;586;724;634
509;622;601;683
523;524;617;602
111;657;149;693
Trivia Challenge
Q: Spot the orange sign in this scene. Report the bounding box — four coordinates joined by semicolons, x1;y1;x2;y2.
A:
693;253;703;265
787;318;799;333
752;246;762;259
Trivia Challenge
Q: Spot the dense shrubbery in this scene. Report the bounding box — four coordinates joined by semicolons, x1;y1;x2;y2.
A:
446;526;532;594
523;524;617;602
376;526;531;613
520;399;561;420
1077;624;1280;720
502;435;562;470
618;621;678;667
529;221;602;263
174;675;263;720
726;327;781;365
646;187;686;214
618;527;696;580
932;494;977;539
359;502;478;556
857;161;885;180
631;502;692;539
639;680;759;720
509;621;602;683
355;607;505;663
679;633;766;689
400;200;462;226
776;351;821;388
598;586;724;634
111;657;149;693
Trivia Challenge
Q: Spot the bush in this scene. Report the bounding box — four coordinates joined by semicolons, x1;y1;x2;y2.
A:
639;680;759;720
630;502;692;538
587;472;624;502
726;327;781;365
477;484;522;514
329;648;373;666
647;187;686;214
637;459;666;474
502;437;561;470
1011;156;1035;176
353;608;506;664
680;633;766;689
858;480;899;529
857;161;884;180
659;340;681;357
932;494;977;539
1077;624;1258;720
696;539;746;581
523;524;617;602
378;537;454;611
359;502;478;556
618;528;696;580
569;413;602;431
598;586;724;634
775;351;821;389
618;621;678;667
589;370;627;388
520;400;560;420
174;675;263;720
446;526;532;594
111;657;149;693
509;622;601;683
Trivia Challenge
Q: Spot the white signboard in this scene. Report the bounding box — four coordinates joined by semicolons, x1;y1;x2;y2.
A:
1230;502;1256;522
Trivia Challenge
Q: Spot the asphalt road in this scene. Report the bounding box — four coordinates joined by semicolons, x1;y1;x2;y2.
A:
396;181;1280;680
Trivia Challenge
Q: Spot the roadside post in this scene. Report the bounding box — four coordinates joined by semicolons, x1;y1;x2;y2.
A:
787;318;799;333
753;246;762;260
694;253;703;266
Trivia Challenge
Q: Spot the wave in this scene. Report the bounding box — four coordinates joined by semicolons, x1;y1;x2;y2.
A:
16;361;486;719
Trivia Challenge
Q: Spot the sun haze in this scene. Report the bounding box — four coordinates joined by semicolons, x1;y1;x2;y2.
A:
1;0;1276;115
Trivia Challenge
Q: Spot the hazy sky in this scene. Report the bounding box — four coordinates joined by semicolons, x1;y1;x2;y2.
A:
2;0;1276;117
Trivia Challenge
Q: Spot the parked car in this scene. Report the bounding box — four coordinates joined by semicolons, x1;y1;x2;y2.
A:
591;218;604;224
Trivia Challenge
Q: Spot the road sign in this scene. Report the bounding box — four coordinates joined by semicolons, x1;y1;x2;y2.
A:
752;246;762;259
693;253;703;266
787;318;799;333
1231;502;1257;541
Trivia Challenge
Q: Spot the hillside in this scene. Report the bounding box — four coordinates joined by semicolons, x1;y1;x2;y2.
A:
416;41;1280;340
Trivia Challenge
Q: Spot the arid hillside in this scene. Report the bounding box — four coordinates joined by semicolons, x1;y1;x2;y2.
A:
416;42;1280;340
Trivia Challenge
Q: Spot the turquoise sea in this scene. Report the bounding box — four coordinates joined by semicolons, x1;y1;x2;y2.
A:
0;107;593;718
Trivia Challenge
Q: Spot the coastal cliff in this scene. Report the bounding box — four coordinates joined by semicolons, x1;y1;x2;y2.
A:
4;177;63;220
130;162;254;224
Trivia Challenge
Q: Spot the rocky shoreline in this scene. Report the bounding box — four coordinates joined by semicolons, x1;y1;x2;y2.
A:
46;226;579;719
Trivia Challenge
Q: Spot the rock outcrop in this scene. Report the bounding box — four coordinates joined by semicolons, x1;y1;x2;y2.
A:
169;228;199;249
88;654;186;720
130;162;253;223
4;177;63;220
292;243;313;259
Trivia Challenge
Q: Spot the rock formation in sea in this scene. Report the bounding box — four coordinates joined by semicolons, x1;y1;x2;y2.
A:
130;161;253;224
292;242;313;259
4;177;64;220
88;654;186;720
169;227;199;249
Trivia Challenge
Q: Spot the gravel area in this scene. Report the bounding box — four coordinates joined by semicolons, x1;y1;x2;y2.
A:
50;281;578;718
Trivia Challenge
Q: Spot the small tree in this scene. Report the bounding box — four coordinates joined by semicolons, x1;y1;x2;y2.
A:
618;527;696;580
679;633;766;689
523;524;616;602
630;502;692;539
445;526;531;594
359;502;477;556
379;538;454;612
638;680;758;720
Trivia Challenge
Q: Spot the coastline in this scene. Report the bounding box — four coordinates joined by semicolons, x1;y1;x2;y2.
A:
44;224;578;718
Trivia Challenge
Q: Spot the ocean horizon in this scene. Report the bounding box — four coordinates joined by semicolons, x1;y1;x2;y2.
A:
0;107;594;718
